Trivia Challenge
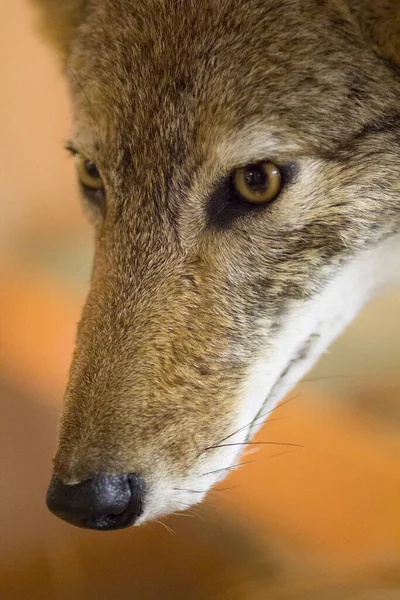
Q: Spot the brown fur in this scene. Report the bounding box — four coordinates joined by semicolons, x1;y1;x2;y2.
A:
31;0;87;56
31;1;399;494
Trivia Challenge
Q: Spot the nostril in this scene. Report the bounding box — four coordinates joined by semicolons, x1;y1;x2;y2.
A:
46;472;145;531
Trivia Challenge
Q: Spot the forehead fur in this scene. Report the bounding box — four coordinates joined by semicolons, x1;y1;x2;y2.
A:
66;0;399;164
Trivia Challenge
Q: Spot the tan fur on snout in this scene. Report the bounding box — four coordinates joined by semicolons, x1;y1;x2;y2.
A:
58;254;245;482
30;0;400;523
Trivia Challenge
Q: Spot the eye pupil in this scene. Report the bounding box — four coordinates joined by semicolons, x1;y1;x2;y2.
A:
85;160;100;180
244;165;268;192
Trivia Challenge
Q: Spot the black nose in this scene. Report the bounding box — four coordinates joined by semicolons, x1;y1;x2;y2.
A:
46;473;145;531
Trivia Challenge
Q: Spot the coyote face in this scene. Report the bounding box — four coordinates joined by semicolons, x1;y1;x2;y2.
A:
32;0;400;529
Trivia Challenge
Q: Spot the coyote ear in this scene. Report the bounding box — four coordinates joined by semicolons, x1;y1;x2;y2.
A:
348;1;400;68
30;0;87;57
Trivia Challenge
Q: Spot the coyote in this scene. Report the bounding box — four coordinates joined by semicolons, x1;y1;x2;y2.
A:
31;0;399;531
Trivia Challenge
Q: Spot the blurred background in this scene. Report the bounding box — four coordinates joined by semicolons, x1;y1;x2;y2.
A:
1;2;399;599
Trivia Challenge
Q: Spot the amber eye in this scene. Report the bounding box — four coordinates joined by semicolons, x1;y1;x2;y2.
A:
233;162;282;204
75;154;104;190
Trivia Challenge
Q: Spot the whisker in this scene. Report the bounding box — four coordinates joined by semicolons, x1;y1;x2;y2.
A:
42;405;61;415
187;507;206;523
240;394;301;442
263;416;292;423
201;458;266;477
59;55;101;140
155;520;175;535
201;449;298;478
173;486;238;495
197;394;300;458
234;393;299;437
171;511;194;519
301;374;353;384
267;449;298;460
244;393;301;430
205;440;303;452
173;488;206;494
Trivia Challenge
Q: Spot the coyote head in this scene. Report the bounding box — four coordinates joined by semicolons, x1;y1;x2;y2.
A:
32;0;400;529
